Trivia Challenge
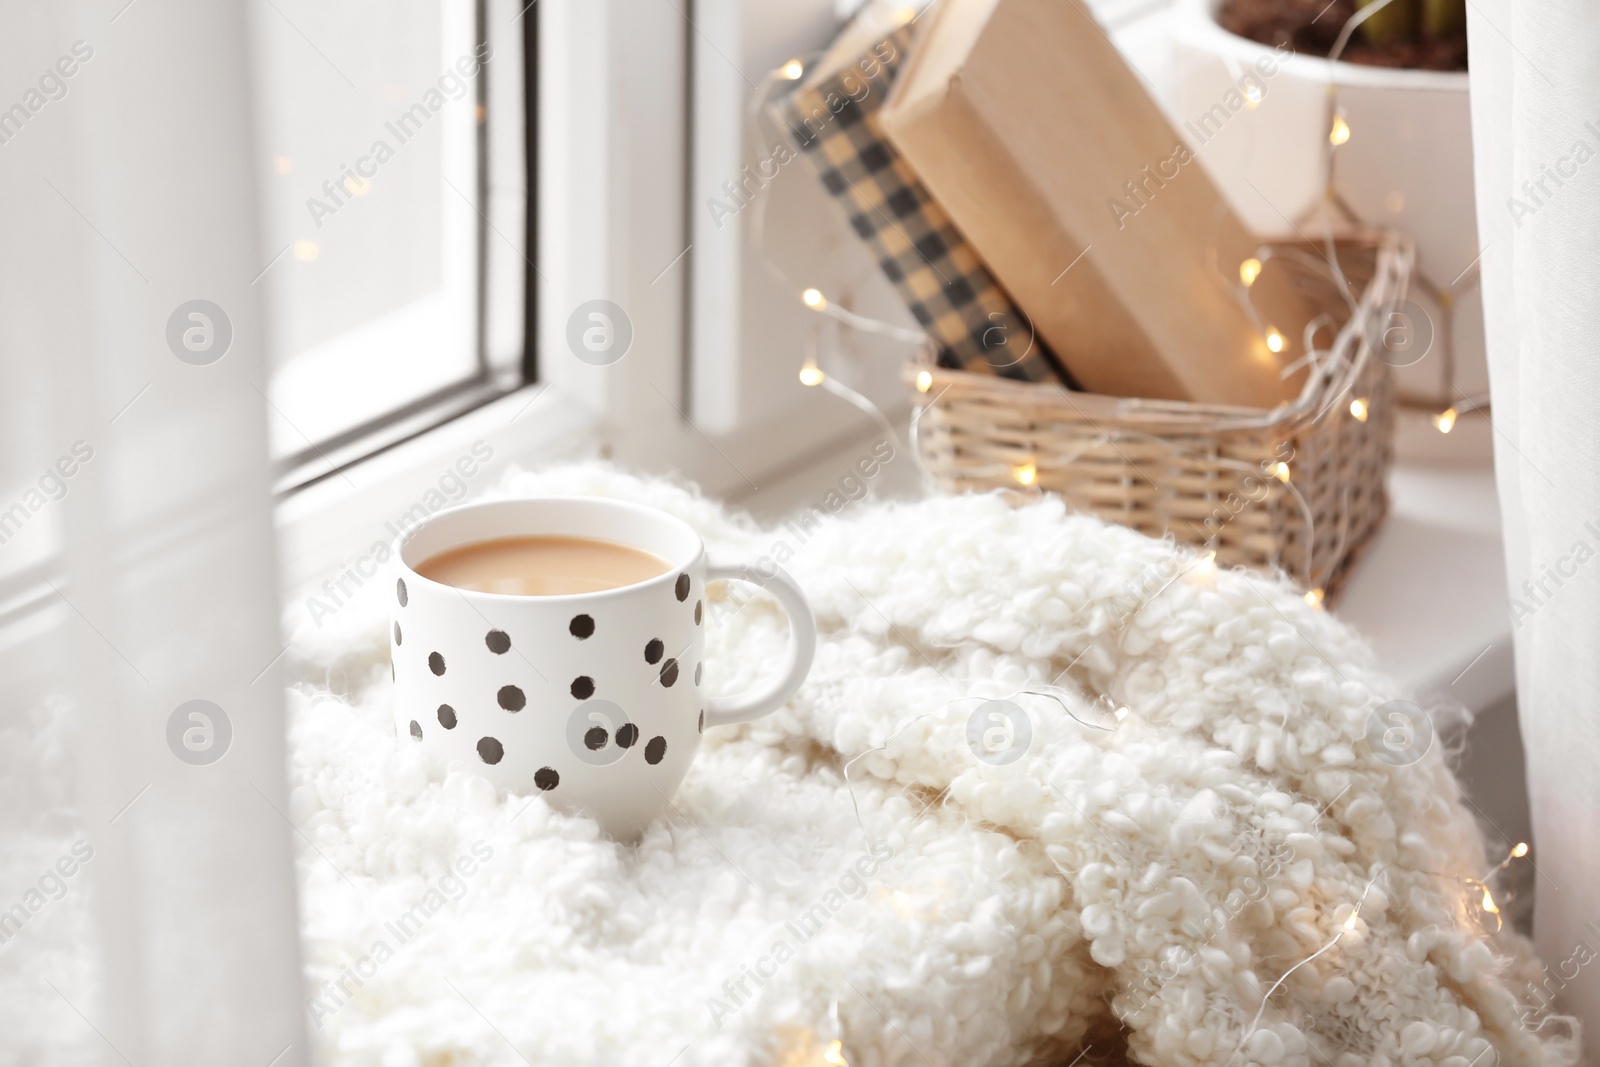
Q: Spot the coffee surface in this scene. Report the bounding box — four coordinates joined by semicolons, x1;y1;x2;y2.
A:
415;535;671;596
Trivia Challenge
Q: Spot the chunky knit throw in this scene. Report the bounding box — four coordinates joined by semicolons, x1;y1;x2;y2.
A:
287;464;1579;1067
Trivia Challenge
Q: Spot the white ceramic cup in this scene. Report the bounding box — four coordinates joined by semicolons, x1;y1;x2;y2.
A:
391;497;816;838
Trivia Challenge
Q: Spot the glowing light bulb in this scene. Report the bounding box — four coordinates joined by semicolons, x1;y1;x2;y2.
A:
802;288;826;309
293;239;320;262
783;59;805;81
799;360;824;387
1304;588;1325;609
1243;83;1263;108
915;370;933;393
1513;842;1529;858
1113;705;1129;721
344;174;371;197
1349;397;1369;422
1343;912;1359;931
1265;329;1286;354
1239;257;1262;287
824;1039;848;1066
1191;551;1217;578
1330;113;1351;146
1013;463;1037;487
273;155;293;175
894;5;916;24
1464;876;1504;931
1433;407;1458;434
1273;461;1291;483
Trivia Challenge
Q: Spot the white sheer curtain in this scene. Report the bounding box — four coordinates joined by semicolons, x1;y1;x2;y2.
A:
1469;0;1600;1052
0;2;306;1064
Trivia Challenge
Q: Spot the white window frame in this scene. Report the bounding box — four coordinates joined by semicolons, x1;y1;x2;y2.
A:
537;0;910;477
278;0;916;590
258;0;497;470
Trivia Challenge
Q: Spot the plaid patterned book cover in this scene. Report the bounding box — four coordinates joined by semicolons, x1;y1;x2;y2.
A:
769;22;1072;385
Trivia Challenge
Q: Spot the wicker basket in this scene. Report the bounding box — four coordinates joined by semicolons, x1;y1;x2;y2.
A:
906;232;1408;599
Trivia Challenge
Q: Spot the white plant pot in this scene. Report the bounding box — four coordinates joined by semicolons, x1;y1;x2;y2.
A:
1169;0;1485;443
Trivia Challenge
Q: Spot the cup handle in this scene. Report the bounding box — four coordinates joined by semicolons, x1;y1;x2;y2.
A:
702;558;817;728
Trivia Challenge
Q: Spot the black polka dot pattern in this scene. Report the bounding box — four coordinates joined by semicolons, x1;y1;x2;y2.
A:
393;622;402;645
404;585;707;785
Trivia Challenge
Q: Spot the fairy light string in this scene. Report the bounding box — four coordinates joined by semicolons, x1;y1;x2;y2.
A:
760;0;1472;450
772;6;1440;747
752;27;1506;1054
1463;841;1533;932
756;3;1472;598
824;570;1526;1066
1224;869;1387;1065
1306;0;1481;430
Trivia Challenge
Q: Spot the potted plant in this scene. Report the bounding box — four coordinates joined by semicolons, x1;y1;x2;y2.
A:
1170;0;1485;451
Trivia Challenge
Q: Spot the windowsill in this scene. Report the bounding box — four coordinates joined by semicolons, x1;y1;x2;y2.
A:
1336;414;1511;712
273;377;915;604
274;381;600;595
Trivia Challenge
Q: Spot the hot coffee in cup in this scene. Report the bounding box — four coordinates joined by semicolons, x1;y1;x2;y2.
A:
391;498;816;839
415;535;674;597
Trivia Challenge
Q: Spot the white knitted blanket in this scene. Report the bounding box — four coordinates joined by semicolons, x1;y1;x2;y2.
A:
287;464;1578;1067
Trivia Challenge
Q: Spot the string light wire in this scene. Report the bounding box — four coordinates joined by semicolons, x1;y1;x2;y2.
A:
743;19;1485;1054
1311;0;1477;428
747;0;1461;621
798;319;905;448
1229;868;1387;1063
841;713;936;848
749;2;1472;433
